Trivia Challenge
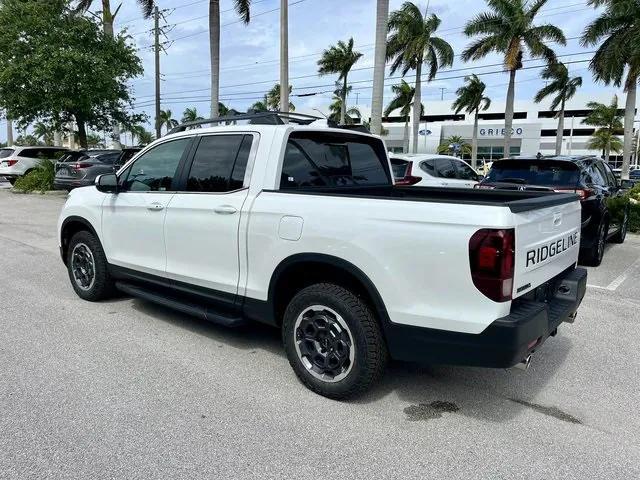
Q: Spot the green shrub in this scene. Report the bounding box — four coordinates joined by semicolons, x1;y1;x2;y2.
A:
627;184;640;233
13;159;55;193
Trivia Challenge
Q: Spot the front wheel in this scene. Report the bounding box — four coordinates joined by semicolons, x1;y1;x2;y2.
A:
282;283;388;399
66;230;116;301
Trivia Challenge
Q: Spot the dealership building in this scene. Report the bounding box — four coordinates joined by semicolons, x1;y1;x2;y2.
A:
369;92;635;167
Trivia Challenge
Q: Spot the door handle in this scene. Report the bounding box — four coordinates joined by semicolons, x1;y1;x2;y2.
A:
214;205;237;215
146;202;164;211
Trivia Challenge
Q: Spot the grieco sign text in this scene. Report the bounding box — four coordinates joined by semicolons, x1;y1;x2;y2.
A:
479;127;524;137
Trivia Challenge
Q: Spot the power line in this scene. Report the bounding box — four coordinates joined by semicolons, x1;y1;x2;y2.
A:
131;58;593;109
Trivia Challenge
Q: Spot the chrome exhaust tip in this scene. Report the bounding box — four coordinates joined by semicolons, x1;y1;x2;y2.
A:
513;354;532;371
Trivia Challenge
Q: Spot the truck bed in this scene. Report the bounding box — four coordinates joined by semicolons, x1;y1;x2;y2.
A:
268;185;579;213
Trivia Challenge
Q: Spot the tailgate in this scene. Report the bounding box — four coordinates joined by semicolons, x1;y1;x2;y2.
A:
512;197;581;298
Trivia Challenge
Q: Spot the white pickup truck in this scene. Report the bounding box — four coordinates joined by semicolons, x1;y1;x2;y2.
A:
58;113;587;399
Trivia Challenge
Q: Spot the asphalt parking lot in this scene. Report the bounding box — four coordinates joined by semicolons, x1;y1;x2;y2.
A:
1;184;639;479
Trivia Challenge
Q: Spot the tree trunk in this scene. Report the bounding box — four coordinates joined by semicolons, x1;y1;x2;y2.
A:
280;0;289;114
403;116;409;153
604;145;610;164
370;0;389;135
340;73;348;125
471;109;479;171
53;131;62;147
209;0;220;118
412;62;422;153
555;98;565;156
504;68;516;156
6;118;13;146
76;116;88;149
622;75;637;180
100;0;122;149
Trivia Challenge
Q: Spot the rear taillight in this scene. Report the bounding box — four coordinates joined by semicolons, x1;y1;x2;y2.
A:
4;159;18;167
395;161;422;186
71;163;92;170
554;188;594;201
469;228;515;302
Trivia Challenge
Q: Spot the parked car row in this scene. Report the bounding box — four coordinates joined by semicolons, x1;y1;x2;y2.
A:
53;148;141;191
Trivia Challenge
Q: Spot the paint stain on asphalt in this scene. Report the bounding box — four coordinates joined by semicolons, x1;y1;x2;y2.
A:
404;401;460;421
510;398;581;424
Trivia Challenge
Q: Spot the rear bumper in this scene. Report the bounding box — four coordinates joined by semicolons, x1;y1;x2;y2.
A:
385;267;587;368
53;178;91;190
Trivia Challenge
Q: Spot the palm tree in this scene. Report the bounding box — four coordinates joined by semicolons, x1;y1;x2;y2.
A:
587;129;623;157
210;1;251;118
582;96;624;163
74;0;157;148
437;135;472;157
182;107;205;124
328;96;362;125
452;75;491;170
582;0;640;179
387;3;454;153
370;0;390;135
462;0;566;156
249;98;269;113
534;63;582;156
384;80;419;153
318;38;363;124
137;129;154;146
158;109;178;135
266;83;295;111
32;122;55;146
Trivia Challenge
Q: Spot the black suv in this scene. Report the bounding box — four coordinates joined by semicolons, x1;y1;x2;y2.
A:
478;155;631;266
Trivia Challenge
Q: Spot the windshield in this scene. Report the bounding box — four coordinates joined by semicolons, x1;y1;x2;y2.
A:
486;160;581;187
0;148;14;158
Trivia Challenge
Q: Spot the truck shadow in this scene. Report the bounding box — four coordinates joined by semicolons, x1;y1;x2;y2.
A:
127;296;574;424
356;335;575;424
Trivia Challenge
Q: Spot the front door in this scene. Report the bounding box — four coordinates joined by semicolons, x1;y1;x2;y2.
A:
164;133;254;298
102;137;192;276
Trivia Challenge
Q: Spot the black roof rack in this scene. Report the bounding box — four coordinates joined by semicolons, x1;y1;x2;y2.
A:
168;111;326;134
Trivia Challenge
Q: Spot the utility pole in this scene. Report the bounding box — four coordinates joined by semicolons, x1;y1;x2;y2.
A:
440;88;445;101
154;6;162;139
280;0;289;114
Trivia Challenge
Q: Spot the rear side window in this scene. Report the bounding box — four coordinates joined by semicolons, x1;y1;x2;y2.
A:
186;134;252;192
390;159;410;178
486;161;580;187
280;132;389;189
420;160;436;177
0;148;14;158
435;158;457;179
18;149;40;158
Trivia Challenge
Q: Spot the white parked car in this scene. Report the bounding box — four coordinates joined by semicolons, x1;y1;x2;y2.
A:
57;113;587;399
390;153;481;188
0;146;68;184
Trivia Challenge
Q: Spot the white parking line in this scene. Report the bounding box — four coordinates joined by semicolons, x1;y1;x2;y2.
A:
587;257;640;291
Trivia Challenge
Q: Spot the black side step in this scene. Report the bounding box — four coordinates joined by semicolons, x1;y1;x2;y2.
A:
116;281;246;328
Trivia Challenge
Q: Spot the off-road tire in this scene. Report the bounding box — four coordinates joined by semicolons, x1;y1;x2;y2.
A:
67;230;116;301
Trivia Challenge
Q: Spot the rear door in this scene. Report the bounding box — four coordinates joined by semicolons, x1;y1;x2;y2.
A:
512;199;582;298
451;159;479;188
164;133;255;297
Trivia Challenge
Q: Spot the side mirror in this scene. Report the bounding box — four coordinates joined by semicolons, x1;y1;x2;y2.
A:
620;179;635;190
95;173;118;193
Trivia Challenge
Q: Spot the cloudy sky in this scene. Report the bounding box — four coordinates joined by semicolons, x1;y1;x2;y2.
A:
2;0;628;141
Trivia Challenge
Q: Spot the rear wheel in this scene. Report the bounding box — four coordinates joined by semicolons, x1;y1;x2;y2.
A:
611;208;628;244
583;221;608;266
282;283;387;399
66;230;116;301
